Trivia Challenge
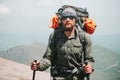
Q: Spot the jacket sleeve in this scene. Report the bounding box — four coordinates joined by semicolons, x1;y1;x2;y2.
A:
84;33;94;64
37;32;55;71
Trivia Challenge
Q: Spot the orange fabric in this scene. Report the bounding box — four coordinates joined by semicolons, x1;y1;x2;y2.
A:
84;18;97;34
49;15;59;29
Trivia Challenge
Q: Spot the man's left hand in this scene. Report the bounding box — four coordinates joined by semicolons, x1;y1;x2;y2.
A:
84;64;93;73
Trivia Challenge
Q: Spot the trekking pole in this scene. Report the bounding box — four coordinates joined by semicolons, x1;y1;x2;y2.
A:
85;74;90;80
32;60;40;80
32;70;36;80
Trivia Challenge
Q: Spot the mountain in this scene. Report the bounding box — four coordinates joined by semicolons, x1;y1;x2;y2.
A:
91;45;120;80
0;42;46;65
0;57;50;80
0;43;120;80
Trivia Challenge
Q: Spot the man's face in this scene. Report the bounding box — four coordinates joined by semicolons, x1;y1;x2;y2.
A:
62;16;76;31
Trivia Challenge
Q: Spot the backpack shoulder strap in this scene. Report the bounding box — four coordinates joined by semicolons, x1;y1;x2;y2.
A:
51;29;63;66
79;31;85;48
77;26;86;70
76;25;85;48
52;29;63;47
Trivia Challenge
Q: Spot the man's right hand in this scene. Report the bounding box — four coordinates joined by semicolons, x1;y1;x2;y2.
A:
31;60;40;71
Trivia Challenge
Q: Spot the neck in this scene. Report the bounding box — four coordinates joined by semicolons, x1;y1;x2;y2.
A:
64;28;75;38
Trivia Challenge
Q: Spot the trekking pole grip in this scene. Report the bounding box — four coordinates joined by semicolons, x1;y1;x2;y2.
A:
32;60;39;80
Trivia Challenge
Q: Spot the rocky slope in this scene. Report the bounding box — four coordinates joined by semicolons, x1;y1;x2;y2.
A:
0;57;50;80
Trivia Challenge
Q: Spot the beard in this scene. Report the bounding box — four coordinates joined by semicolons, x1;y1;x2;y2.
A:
63;23;74;31
63;27;73;31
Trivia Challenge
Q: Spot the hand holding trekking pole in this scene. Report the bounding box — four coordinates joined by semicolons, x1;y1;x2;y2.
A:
84;62;93;74
83;62;94;80
31;60;40;80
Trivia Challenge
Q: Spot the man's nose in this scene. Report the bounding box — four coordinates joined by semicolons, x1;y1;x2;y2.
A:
66;17;70;20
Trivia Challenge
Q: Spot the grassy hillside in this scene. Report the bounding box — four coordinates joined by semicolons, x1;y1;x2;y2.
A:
0;43;120;80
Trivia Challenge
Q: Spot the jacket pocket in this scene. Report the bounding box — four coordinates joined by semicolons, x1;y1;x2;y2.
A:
72;42;83;54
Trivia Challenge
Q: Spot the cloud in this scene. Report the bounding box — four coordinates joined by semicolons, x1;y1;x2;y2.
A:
0;5;11;15
32;0;57;8
32;0;84;8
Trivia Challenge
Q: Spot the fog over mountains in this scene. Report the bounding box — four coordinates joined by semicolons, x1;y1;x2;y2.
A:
0;43;120;80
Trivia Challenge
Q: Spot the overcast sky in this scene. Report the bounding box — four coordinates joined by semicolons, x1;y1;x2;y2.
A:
0;0;120;36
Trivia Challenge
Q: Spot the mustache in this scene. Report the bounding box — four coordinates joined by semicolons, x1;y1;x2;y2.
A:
64;22;71;26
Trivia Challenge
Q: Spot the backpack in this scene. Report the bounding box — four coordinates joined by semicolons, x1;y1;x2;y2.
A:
50;5;95;65
49;5;97;34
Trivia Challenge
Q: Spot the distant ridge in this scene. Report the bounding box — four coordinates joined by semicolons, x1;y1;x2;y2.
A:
0;42;46;65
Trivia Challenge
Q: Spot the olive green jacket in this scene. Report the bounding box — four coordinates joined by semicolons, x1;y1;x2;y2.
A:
37;27;94;71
